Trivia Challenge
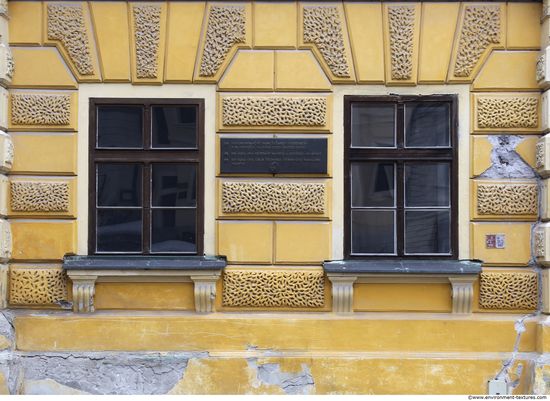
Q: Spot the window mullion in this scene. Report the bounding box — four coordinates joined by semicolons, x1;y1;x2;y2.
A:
396;160;404;256
143;162;151;254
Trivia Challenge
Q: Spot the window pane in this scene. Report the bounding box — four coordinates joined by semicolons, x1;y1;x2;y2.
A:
352;162;395;207
97;163;142;207
97;106;142;148
405;162;450;207
351;210;395;254
152;106;197;148
351;103;395;148
152;209;196;252
97;209;142;252
405;102;450;147
405;210;450;254
152;164;197;207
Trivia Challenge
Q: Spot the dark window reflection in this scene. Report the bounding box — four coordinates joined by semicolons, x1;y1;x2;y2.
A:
351;162;394;207
152;106;197;148
405;102;450;147
97;106;143;148
351;210;395;254
97;209;142;252
97;163;142;207
351;103;395;148
151;209;196;253
405;210;450;254
405;162;450;207
152;164;196;207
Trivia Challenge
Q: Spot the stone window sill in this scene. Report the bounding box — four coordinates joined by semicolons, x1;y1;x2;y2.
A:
323;260;482;314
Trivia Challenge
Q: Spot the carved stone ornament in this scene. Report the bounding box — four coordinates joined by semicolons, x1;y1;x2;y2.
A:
11;93;71;126
199;5;246;77
222;96;327;127
387;5;415;80
454;5;500;77
133;4;161;79
477;183;537;216
303;6;350;78
223;270;325;308
10;181;70;212
479;272;538;310
47;4;94;76
0;134;13;173
0;219;10;262
536;230;545;257
9;267;68;305
537;141;545;170
0;0;7;17
477;97;539;129
222;182;325;214
538;53;546;83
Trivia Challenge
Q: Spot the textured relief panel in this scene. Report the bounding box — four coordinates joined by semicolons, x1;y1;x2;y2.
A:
536;230;545;257
387;6;415;80
133;4;161;79
477;183;537;215
6;47;14;80
477;97;539;129
10;181;69;212
0;220;10;261
11;94;71;126
222;182;325;214
454;5;500;77
222;96;326;127
47;4;94;76
0;0;7;16
223;270;325;307
537;141;545;169
479;272;538;310
9;267;67;305
303;6;350;78
200;6;245;77
538;53;546;82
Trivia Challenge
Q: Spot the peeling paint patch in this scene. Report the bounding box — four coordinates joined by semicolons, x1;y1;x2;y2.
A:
479;136;536;179
247;359;314;395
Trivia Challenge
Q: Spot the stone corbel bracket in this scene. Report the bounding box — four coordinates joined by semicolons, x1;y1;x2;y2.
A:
324;260;481;314
64;256;226;314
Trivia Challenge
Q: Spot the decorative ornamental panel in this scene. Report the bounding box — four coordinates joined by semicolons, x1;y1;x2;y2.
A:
479;272;538;310
477;97;539;129
222;182;325;214
537;141;545;170
536;230;545;257
223;270;325;307
303;6;350;78
9;267;68;305
222;96;327;127
10;181;69;212
477;183;537;216
10;94;71;126
387;5;415;80
199;6;245;77
133;4;161;79
47;4;94;76
538;53;546;82
454;5;500;77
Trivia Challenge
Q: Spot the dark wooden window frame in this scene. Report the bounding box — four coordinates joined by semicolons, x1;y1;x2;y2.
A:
344;94;458;260
88;98;205;255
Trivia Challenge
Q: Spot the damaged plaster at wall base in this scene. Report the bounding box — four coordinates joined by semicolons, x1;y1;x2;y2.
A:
247;358;315;395
479;136;536;179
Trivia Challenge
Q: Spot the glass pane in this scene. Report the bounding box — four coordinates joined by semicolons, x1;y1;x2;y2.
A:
405;210;450;254
152;209;196;253
351;103;395;148
97;106;142;148
405;102;450;147
97;163;142;207
405;162;450;207
152;164;197;207
152;106;197;148
352;162;395;207
97;209;142;252
351;210;395;254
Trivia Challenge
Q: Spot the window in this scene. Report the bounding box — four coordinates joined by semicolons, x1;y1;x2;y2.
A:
89;98;204;255
344;95;457;259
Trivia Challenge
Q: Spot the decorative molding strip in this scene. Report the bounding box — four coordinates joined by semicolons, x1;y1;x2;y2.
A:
133;4;161;79
6;47;13;80
387;5;415;80
479;272;538;310
536;229;545;257
222;182;325;214
303;6;350;78
0;265;6;309
477;97;539;129
223;270;325;308
9;267;68;305
0;219;10;263
538;53;546;83
477;183;537;216
10;181;69;212
537;141;545;170
454;5;500;77
222;96;327;127
199;5;245;77
47;4;94;76
0;133;13;173
11;94;71;126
